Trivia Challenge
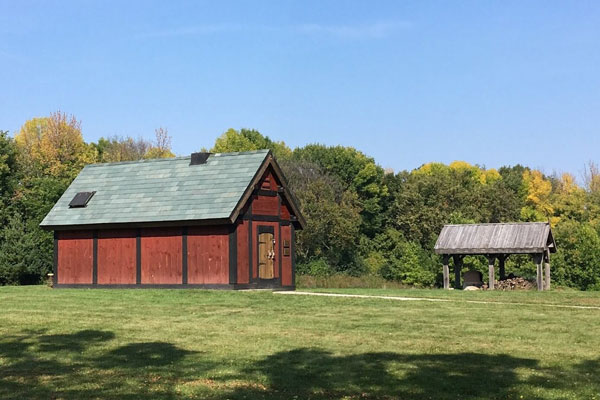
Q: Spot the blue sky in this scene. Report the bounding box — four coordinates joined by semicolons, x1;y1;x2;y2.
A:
1;1;598;175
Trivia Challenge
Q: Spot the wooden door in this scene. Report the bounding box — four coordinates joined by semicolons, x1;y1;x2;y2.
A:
258;231;275;279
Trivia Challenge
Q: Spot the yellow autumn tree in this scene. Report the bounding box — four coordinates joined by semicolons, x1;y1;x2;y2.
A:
15;111;96;179
551;173;586;223
448;160;475;179
414;162;448;175
480;168;501;185
520;169;556;223
419;161;501;186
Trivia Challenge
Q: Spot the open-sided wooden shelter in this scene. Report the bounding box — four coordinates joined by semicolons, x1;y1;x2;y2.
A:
434;222;556;291
40;149;304;289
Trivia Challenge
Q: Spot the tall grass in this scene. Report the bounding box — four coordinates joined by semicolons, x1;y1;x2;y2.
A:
296;274;413;289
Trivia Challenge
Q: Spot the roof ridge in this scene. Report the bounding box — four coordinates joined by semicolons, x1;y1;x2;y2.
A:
86;156;189;168
443;221;548;227
85;149;270;168
213;149;270;157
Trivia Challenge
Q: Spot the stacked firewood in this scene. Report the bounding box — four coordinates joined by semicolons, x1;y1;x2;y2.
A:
492;277;535;290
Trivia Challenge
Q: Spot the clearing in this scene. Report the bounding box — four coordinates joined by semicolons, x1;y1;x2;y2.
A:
0;286;599;399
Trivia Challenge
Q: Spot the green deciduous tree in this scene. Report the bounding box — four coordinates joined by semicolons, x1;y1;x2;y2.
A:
211;128;292;159
370;228;437;287
552;220;600;290
0;130;18;224
279;159;363;274
0;213;52;285
293;144;388;237
385;161;523;250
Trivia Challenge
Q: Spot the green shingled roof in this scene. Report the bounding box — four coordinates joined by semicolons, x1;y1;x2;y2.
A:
40;150;270;228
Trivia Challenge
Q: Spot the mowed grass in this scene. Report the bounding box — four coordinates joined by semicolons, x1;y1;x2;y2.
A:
0;286;599;399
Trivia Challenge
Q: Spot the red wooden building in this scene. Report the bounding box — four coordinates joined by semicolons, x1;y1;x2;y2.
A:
40;150;305;289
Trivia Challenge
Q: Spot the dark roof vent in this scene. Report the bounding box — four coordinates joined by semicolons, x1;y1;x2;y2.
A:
190;152;211;165
69;191;95;208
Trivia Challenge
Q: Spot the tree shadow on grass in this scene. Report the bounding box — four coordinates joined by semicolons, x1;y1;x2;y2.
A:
0;329;206;400
38;329;116;353
1;331;599;399
99;341;196;369
215;348;600;400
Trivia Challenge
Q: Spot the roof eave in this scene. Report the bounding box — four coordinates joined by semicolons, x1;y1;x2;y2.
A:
434;247;548;255
41;217;232;231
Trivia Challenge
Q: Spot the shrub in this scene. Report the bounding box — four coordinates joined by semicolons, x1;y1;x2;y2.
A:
0;213;52;285
380;241;436;287
297;258;333;277
552;220;600;290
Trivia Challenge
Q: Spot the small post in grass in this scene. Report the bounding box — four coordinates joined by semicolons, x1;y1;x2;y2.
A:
47;273;54;288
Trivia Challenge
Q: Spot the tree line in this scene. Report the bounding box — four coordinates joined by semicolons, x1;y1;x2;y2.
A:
1;113;599;289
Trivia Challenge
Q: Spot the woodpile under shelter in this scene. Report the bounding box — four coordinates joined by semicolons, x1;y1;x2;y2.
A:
434;222;556;291
40;149;304;289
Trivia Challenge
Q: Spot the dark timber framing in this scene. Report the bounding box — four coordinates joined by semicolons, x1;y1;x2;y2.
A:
53;231;58;286
248;216;253;283
435;222;557;291
229;226;237;284
182;227;188;284
291;225;296;285
135;229;141;285
278;194;282;283
92;230;98;284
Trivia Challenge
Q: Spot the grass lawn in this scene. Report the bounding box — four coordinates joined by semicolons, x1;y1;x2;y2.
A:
1;286;599;399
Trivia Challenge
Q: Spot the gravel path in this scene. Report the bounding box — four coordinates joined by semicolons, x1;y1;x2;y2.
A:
275;290;600;310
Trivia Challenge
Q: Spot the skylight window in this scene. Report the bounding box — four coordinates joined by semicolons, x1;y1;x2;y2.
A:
69;191;95;208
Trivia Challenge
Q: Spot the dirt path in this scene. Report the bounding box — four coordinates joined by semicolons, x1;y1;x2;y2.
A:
275;290;600;310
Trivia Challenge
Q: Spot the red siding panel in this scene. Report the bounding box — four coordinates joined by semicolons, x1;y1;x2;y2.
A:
97;229;137;284
236;220;250;284
281;224;293;286
280;203;291;220
260;170;279;191
252;195;279;216
57;231;93;284
187;226;229;284
141;228;182;284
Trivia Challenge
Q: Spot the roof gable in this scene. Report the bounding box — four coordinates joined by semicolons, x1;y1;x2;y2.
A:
40;150;272;229
434;222;556;255
229;155;306;229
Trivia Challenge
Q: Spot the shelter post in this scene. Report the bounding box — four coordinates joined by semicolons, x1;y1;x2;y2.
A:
498;254;507;281
544;251;551;290
452;255;463;289
442;255;450;290
533;253;544;291
487;255;495;290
